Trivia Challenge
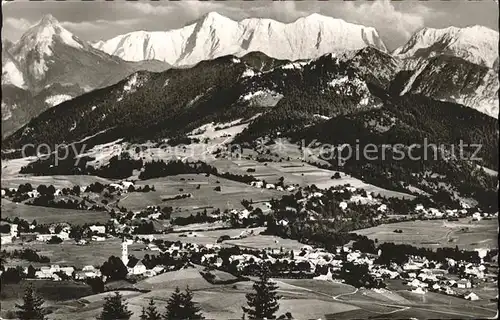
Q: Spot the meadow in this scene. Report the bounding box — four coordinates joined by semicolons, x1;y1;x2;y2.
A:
2;239;150;268
121;173;283;213
1;199;110;224
354;217;499;250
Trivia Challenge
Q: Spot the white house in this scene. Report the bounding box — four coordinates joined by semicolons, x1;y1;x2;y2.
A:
250;181;264;188
472;212;482;221
82;265;97;272
456;279;472;289
377;204;387;212
408;279;428;288
339;202;348;210
412;287;427;295
278;219;289;226
122;181;134;189
92;235;106;242
1;235;13;245
60;267;75;276
89;225;106;234
36;234;54;242
10;224;18;237
464;292;479;301
128;260;147;275
35;270;53;279
152;265;165;274
147;244;160;251
57;231;70;240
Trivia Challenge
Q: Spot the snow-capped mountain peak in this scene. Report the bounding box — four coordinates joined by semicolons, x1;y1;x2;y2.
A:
393;25;499;68
38;13;59;27
14;14;84;54
200;11;232;23
9;14;86;83
92;12;388;66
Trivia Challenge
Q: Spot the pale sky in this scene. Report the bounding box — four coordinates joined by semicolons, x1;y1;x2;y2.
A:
2;0;499;51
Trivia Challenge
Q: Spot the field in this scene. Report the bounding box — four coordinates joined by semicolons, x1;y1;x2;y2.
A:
3;267;493;320
211;156;414;200
1;175;113;189
120;174;284;213
1;198;111;224
354;217;499;250
2;238;150;268
10;267;365;320
153;227;305;251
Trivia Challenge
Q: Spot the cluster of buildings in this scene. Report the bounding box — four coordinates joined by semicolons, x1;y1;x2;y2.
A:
393;256;494;301
35;225;71;242
249;180;296;192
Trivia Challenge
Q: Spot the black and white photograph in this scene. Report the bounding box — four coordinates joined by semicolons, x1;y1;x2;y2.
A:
0;0;498;319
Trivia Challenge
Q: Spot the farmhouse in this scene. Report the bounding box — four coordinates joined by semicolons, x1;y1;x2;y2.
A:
92;235;106;242
455;279;472;289
152;265;165;274
127;260;147;275
88;225;106;234
408;278;428;288
464;292;480;301
74;265;102;280
36;234;54;242
412;287;427;294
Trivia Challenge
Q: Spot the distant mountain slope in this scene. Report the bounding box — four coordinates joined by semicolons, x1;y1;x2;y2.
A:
3;49;497;210
393;26;499;68
390;56;499;118
92;12;388;66
2;50;389;150
2;43;26;89
1;14;170;137
287;92;498;210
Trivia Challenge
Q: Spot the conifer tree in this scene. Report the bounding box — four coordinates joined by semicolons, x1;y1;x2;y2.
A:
145;298;161;320
140;307;148;320
181;286;203;320
242;264;281;320
16;284;46;320
97;292;133;320
163;287;184;320
164;286;204;320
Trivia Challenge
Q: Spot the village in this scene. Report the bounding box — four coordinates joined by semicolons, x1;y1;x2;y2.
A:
1;214;497;305
0;173;498;320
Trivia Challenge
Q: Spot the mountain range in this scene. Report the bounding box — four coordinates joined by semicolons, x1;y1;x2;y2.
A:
1;14;169;137
1;12;498;139
4;48;497;209
92;12;388;66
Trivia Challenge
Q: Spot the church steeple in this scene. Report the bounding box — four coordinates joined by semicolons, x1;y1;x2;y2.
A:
121;237;129;266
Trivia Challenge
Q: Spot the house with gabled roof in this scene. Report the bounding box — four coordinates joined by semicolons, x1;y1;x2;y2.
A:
127;259;147;275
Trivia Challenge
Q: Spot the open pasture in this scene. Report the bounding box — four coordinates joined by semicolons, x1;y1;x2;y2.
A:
1;198;110;224
2;238;150;268
1;175;113;189
224;234;306;251
354;217;498;250
126;268;363;320
120;174;283;212
211;156;414;200
3;267;495;320
154;227;266;246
